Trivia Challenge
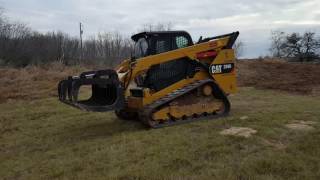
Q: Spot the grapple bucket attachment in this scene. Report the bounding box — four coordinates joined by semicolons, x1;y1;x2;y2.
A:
58;69;125;112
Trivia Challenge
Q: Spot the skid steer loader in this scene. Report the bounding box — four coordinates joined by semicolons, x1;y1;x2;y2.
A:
58;31;239;128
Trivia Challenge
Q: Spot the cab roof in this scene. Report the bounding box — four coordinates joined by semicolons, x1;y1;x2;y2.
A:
131;31;192;42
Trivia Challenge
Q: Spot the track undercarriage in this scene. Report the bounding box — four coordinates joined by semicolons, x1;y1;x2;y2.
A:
139;80;230;128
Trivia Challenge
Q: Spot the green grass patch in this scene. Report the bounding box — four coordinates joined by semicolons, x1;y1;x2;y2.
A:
1;87;320;179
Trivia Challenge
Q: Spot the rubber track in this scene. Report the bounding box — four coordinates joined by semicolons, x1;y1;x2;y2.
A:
139;79;231;128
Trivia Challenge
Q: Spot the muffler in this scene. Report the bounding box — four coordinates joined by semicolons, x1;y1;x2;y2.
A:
58;69;125;112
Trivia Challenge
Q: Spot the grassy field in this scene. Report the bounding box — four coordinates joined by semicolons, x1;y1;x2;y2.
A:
1;87;320;179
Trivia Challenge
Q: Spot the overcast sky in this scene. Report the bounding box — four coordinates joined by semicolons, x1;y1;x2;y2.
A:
1;0;320;58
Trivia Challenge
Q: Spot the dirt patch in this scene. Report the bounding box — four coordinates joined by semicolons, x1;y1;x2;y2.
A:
237;60;320;94
240;116;249;120
293;120;317;125
261;138;286;150
285;121;317;131
220;127;257;138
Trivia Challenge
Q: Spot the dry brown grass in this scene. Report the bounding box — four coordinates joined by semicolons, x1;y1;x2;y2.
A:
237;59;320;95
0;59;319;103
0;62;89;103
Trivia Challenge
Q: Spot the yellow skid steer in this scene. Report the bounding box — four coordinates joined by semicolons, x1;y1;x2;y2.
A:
58;31;239;128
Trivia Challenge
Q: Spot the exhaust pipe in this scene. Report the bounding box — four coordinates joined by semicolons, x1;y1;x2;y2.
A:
58;69;125;112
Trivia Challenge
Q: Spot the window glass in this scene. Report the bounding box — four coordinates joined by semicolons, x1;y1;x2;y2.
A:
134;38;148;58
156;40;170;54
176;36;189;48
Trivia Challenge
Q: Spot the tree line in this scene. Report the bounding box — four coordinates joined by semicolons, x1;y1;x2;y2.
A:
1;7;319;67
0;9;134;67
0;7;178;67
270;31;320;62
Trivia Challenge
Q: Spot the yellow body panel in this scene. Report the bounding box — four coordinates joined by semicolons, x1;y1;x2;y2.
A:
126;71;209;108
131;37;228;74
143;71;208;105
210;49;238;94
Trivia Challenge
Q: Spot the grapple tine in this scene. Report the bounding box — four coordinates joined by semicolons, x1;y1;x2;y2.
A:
67;76;73;101
58;79;70;101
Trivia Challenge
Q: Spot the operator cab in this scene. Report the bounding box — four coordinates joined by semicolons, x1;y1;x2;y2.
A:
131;31;193;59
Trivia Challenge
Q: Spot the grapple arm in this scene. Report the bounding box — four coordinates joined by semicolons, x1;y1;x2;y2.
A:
58;69;125;112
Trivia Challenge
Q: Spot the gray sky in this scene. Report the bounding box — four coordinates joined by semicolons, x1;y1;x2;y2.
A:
1;0;320;58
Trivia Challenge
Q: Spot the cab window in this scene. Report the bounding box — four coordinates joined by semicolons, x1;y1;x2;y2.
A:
155;36;171;54
133;38;148;59
175;36;189;49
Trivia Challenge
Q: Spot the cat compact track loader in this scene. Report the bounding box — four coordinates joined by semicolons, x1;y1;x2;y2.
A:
58;31;239;128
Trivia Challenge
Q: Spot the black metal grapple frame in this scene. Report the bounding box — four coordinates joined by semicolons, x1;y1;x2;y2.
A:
58;69;125;112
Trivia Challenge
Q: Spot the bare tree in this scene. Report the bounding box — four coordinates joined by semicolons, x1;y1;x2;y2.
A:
139;22;173;32
0;7;4;24
233;40;244;59
270;31;320;62
270;30;286;58
300;32;320;61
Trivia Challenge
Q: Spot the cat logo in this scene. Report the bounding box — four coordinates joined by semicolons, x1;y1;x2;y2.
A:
210;63;234;74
